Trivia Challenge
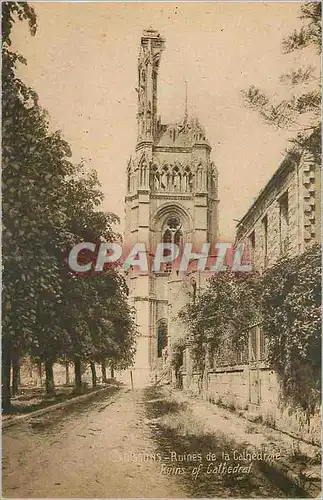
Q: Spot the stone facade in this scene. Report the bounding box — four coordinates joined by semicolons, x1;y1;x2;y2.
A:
184;366;321;445
182;150;321;444
236;150;321;271
124;29;219;386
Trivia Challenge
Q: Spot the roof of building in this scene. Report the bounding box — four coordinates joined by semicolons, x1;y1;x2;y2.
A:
155;117;210;149
236;150;300;234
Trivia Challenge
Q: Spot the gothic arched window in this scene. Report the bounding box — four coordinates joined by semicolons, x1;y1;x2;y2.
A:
188;171;193;192
172;166;181;191
166;216;180;230
196;167;203;190
211;164;218;193
139;158;147;186
163;228;172;244
162;228;172;271
150;165;159;190
160;165;169;191
127;169;131;192
161;216;183;273
183;167;193;192
174;229;183;247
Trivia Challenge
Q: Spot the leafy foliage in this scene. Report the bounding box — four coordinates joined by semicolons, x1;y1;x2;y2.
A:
2;2;136;407
241;2;321;161
179;272;261;373
2;1;69;361
282;3;321;54
261;244;321;413
237;2;322;413
179;246;321;413
169;335;187;373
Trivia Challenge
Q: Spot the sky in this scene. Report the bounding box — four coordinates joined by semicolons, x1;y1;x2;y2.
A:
11;1;314;240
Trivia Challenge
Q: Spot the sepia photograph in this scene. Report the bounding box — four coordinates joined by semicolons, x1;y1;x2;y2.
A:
2;1;322;498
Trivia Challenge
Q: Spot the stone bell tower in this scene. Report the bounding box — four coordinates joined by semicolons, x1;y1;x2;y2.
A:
137;28;165;142
124;29;219;386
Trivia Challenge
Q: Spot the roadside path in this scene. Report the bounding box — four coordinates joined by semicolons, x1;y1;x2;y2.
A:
3;385;313;498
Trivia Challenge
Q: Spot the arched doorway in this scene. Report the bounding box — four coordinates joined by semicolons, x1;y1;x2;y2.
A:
161;216;183;273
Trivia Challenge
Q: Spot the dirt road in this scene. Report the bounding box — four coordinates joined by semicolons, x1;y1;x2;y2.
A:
2;386;289;498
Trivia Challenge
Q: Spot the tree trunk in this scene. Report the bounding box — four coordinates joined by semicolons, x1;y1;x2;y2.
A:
2;336;12;412
110;366;115;379
44;358;55;395
203;347;211;401
37;360;43;387
65;361;70;385
90;362;97;388
11;348;20;396
74;357;82;389
101;361;107;383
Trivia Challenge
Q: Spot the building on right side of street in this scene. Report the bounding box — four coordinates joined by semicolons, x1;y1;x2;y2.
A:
232;149;321;441
236;149;321;271
184;148;321;445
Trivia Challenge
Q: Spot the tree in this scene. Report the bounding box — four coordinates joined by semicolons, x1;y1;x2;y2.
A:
2;2;137;406
261;244;321;415
2;1;86;401
2;1;71;407
58;171;135;388
59;269;136;390
169;335;187;388
242;2;321;162
28;166;120;392
179;246;321;416
179;271;260;385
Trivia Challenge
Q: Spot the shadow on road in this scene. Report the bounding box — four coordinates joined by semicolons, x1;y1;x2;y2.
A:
143;386;310;498
4;385;122;437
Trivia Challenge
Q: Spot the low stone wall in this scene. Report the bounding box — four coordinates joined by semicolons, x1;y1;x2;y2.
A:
182;372;200;394
257;369;321;445
182;365;321;446
207;366;249;410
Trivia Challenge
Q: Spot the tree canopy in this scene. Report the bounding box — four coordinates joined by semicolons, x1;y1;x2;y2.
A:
241;2;321;162
179;245;321;414
179;271;261;372
2;2;136;409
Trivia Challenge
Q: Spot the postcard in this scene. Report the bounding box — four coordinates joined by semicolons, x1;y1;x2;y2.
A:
2;1;321;498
